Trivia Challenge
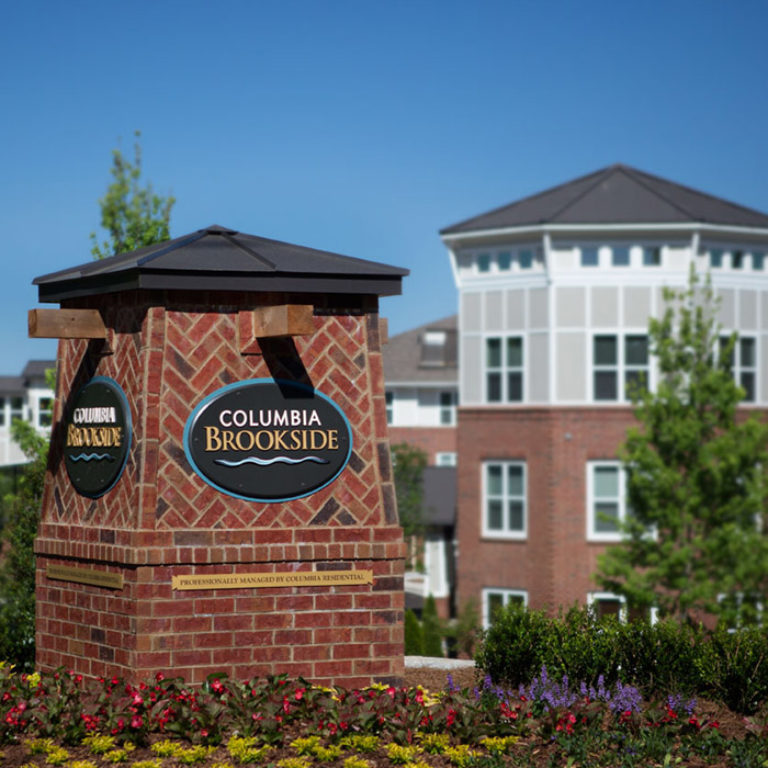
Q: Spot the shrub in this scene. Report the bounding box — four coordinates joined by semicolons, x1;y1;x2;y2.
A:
404;609;423;655
422;595;443;658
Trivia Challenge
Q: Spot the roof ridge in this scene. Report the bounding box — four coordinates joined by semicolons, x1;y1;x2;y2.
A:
618;165;699;220
440;166;612;233
624;166;768;221
544;165;624;222
221;232;277;270
135;231;207;267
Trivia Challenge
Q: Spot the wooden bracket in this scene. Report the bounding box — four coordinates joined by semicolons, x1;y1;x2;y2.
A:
28;309;107;340
239;305;315;354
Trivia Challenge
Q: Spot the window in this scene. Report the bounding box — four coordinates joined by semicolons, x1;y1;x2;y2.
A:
477;253;491;273
436;452;457;467
498;251;511;271
612;246;630;266
385;391;394;425
519;249;533;269
710;248;723;268
483;588;527;627
718;592;763;631
10;397;24;424
439;391;456;425
37;397;53;428
486;337;523;403
588;592;657;623
732;250;744;269
587;461;629;541
593;334;648;402
483;461;526;537
753;252;764;270
581;246;598;267
0;398;5;427
720;335;757;402
643;246;661;266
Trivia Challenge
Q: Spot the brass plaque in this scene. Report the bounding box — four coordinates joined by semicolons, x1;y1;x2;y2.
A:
46;563;124;590
172;569;374;591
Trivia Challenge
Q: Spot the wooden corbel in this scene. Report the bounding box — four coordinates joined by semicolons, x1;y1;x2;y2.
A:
239;305;316;354
28;309;111;353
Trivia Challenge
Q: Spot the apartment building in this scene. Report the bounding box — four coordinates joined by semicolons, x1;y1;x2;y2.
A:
438;164;768;626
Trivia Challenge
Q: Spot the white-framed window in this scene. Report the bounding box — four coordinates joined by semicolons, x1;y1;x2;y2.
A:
439;391;457;425
720;335;757;402
588;592;658;623
753;251;765;270
10;397;24;424
498;251;512;270
732;250;744;269
482;588;528;628
710;248;723;268
477;253;491;273
436;452;457;467
718;592;763;631
612;245;630;266
36;397;53;428
643;246;661;266
385;391;394;425
593;334;649;402
587;461;630;541
483;461;526;538
581;246;599;267
486;336;523;403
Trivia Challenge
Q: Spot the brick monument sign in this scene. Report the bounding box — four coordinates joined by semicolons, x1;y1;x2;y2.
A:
29;225;408;686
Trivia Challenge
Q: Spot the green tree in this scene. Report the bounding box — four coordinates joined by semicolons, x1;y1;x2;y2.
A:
596;268;768;625
0;415;50;669
391;442;428;541
421;594;444;658
404;609;424;655
90;130;175;259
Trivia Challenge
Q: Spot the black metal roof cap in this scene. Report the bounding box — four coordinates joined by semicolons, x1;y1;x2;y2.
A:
34;225;409;303
441;164;768;234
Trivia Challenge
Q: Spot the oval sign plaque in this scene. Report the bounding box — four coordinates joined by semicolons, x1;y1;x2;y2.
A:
63;376;132;499
183;379;353;502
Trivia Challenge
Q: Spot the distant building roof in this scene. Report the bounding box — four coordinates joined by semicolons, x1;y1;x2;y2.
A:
34;225;408;302
422;466;456;527
22;360;56;381
441;164;768;235
383;315;458;384
0;377;25;396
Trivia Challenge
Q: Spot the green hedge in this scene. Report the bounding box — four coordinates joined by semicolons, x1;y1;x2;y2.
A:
475;603;768;714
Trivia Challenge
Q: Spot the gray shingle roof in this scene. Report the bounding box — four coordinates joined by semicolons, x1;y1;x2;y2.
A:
441;164;768;234
22;360;56;380
34;225;408;302
383;315;458;384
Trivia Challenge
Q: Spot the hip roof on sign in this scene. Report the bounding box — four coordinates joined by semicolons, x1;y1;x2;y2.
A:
440;164;768;235
34;225;409;302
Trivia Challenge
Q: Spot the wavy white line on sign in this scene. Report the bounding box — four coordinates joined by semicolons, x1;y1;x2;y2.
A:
214;455;330;467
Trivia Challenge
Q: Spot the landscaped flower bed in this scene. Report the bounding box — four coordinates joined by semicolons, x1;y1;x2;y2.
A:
0;663;766;767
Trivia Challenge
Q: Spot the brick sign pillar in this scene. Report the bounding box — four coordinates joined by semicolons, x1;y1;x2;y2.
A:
31;226;408;687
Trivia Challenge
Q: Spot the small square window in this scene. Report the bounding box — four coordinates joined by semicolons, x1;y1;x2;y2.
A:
477;254;491;272
581;247;599;267
612;246;630;266
732;250;744;269
519;250;533;269
497;252;511;271
753;252;764;270
710;248;723;268
643;247;661;266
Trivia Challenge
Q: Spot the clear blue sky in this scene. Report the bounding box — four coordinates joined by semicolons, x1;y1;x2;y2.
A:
2;0;767;372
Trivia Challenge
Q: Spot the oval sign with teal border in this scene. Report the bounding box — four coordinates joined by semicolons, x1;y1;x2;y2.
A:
63;376;132;499
184;379;353;502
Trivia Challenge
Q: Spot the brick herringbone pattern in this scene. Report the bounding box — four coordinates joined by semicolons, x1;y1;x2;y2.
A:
156;311;386;531
43;302;146;530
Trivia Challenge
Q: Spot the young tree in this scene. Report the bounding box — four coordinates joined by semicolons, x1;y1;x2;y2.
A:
596;268;768;625
90;131;175;259
391;442;428;540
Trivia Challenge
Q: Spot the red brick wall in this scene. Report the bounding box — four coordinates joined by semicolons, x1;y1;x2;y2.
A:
455;406;635;614
35;290;405;687
387;426;456;465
